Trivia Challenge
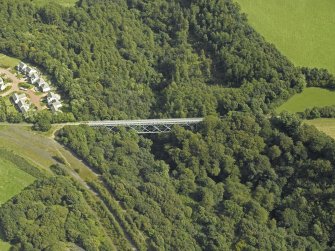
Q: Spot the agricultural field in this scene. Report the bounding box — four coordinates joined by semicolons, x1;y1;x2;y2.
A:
0;157;35;205
235;0;335;74
31;0;77;7
305;118;335;140
276;87;335;113
0;53;20;68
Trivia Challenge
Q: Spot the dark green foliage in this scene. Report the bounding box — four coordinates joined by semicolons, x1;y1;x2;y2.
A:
0;148;46;179
0;177;115;251
301;67;335;89
56;112;335;250
0;0;304;120
298;105;335;119
49;164;68;176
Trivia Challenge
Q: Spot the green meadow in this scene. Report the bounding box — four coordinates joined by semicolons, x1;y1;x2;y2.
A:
0;53;20;68
276;87;335;113
0;158;35;205
235;0;335;74
0;240;11;251
305;118;335;140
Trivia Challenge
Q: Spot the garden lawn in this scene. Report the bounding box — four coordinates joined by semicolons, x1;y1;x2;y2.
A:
0;158;35;205
276;87;335;113
0;53;20;68
235;0;335;74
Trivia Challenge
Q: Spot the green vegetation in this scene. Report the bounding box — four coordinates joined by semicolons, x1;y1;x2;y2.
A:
0;155;35;205
277;87;335;113
305;118;335;139
236;0;335;73
0;177;116;250
0;240;10;251
0;53;20;68
1;0;335;250
0;0;304;121
56;113;335;250
30;0;77;7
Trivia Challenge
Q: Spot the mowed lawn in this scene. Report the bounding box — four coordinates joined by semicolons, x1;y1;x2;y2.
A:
0;158;35;205
0;53;20;68
31;0;77;7
305;119;335;140
276;88;335;113
0;240;11;251
235;0;335;74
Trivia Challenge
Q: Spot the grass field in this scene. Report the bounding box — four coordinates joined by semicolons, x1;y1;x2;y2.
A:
276;87;335;113
305;119;335;139
0;53;20;68
0;240;10;251
0;126;96;180
31;0;78;7
0;158;35;205
235;0;335;74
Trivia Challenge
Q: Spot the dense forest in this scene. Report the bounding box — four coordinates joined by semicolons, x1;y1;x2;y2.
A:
0;0;304;121
1;0;335;250
56;113;335;250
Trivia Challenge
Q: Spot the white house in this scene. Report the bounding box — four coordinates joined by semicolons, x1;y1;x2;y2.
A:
12;93;27;104
50;100;62;113
41;83;51;93
18;101;30;113
26;67;37;78
0;78;8;91
17;62;27;73
30;73;40;84
47;92;61;105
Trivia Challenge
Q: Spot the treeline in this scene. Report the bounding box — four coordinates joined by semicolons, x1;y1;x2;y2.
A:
0;0;305;121
298;105;335;119
56;112;335;250
301;67;335;89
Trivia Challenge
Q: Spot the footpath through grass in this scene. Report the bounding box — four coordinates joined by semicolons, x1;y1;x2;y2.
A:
276;87;335;113
235;0;335;74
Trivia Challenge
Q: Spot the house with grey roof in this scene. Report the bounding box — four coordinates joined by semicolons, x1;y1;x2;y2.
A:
47;92;61;105
50;100;62;113
12;93;30;113
26;67;37;78
17;62;27;73
30;73;39;84
12;93;27;104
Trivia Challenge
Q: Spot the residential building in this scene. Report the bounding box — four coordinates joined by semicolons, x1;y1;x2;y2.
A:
47;92;61;105
41;82;51;93
0;78;8;91
12;93;30;113
26;67;37;78
17;62;27;73
12;93;27;104
30;73;39;84
50;100;62;113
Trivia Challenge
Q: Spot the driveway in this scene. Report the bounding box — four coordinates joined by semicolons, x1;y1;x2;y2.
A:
0;68;47;110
